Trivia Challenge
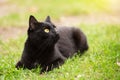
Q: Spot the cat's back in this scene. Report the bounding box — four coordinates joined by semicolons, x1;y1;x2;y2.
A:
57;27;74;41
56;27;79;58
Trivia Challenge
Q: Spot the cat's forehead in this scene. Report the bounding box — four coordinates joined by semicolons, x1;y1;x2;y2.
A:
38;22;52;27
35;22;55;29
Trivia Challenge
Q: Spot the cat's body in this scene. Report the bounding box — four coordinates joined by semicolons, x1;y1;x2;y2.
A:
16;15;88;73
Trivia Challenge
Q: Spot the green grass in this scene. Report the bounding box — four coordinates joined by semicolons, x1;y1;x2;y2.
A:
0;24;120;80
0;0;111;27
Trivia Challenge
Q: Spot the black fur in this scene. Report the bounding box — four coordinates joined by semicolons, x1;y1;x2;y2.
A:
16;15;89;73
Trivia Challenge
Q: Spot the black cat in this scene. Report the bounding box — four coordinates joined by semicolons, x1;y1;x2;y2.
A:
16;15;88;73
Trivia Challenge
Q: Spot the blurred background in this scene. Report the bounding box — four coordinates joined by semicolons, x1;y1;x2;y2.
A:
0;1;120;79
0;0;120;40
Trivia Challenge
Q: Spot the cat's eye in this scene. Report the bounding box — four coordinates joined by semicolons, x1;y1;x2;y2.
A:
44;28;50;33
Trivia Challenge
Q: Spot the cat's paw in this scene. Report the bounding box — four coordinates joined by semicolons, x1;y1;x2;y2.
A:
15;61;24;69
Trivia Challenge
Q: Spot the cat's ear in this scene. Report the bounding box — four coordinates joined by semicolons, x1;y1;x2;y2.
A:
45;16;56;28
45;16;52;23
29;15;38;30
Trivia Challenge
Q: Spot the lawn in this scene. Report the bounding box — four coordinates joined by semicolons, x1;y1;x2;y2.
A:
0;24;120;80
0;0;120;80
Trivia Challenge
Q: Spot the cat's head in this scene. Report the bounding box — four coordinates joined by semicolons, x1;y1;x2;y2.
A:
27;15;59;45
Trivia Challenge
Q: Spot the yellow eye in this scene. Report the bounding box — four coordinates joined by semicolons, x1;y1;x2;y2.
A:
44;28;49;33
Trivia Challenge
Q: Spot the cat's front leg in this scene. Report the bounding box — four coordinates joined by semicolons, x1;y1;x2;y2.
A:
16;59;36;70
16;61;24;69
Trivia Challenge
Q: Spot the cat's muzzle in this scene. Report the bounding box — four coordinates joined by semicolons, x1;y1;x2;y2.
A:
54;33;59;42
